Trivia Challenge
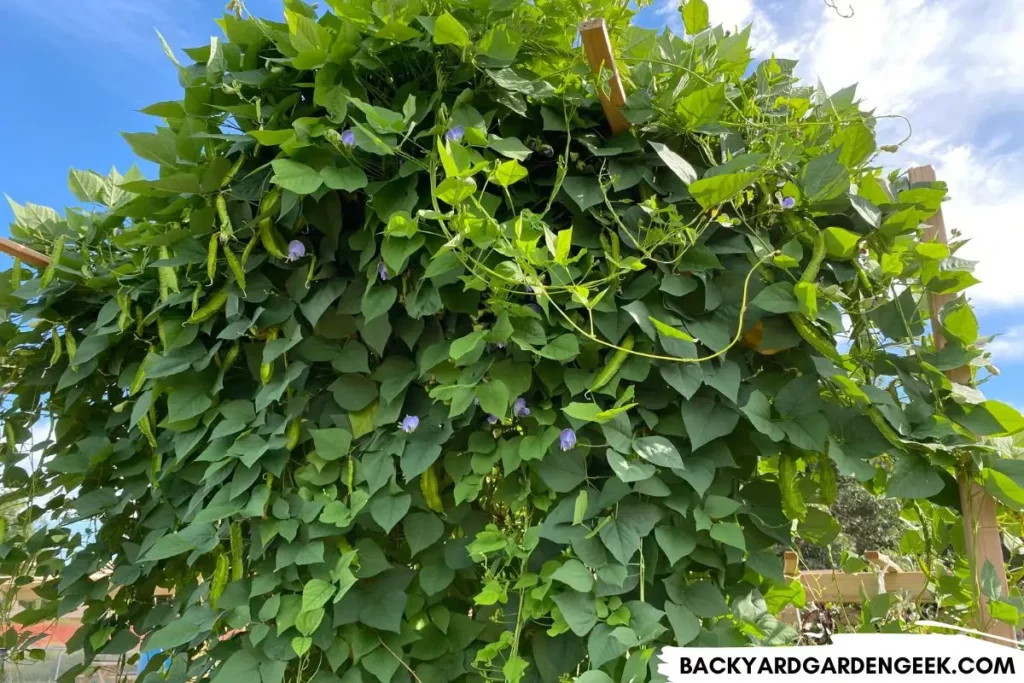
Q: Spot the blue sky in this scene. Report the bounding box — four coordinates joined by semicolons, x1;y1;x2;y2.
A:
3;0;1022;411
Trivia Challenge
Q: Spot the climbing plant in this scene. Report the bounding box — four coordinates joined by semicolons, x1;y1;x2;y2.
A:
2;0;1024;681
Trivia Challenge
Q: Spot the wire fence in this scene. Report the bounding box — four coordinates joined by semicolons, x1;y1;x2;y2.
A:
0;649;137;683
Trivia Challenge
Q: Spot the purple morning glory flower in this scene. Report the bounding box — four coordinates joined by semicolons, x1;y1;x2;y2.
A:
559;428;577;451
445;125;464;143
513;397;530;418
487;415;498;425
401;415;419;433
340;129;356;147
287;240;305;261
781;197;796;210
377;262;389;281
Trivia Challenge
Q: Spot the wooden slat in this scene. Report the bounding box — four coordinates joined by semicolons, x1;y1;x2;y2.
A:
908;164;1015;645
578;19;631;134
798;570;932;603
0;237;50;268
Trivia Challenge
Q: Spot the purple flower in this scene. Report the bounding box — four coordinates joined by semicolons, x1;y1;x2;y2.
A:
781;197;796;210
559;428;577;451
513;397;530;418
113;228;122;236
377;261;389;281
445;125;465;143
487;415;499;425
287;240;305;261
340;129;356;147
401;415;420;433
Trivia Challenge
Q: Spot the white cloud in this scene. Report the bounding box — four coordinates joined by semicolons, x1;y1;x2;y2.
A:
781;0;1024;309
797;0;955;116
913;144;1024;309
988;325;1024;364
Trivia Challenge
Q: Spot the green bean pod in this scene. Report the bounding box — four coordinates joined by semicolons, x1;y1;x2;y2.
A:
65;329;78;368
187;290;230;325
157;246;179;301
40;237;64;289
230;522;244;580
129;355;149;396
138;414;158;448
216;194;234;241
224;245;246;292
210;553;230;608
49;329;62;367
221;154;246;189
260;327;278;385
240;230;260;266
222;341;240;369
259;218;289;259
591;334;634;392
150;452;162;488
207;233;219;284
285;418;301;451
788;313;842;363
779;453;806;522
800;231;826;283
420;465;444;514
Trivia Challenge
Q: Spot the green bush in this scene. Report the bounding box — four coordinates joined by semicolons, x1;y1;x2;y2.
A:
2;0;1023;681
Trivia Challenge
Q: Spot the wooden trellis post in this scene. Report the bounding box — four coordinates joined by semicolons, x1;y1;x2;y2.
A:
0;237;49;268
579;19;631;135
908;165;1016;645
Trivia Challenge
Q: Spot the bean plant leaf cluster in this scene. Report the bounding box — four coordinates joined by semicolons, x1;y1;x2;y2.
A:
2;0;1023;681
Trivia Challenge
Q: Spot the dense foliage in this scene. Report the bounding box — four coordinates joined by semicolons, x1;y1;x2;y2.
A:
3;0;1024;681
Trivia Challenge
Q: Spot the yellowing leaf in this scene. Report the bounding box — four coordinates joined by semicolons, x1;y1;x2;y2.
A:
554;228;573;264
433;12;470;47
438;137;460;178
492;159;528;187
822;226;860;259
436;177;476;205
681;0;709;35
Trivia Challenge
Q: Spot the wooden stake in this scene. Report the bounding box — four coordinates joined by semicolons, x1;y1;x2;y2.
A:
579;19;631;135
908;164;1016;645
0;237;49;268
783;550;799;576
865;550;901;573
